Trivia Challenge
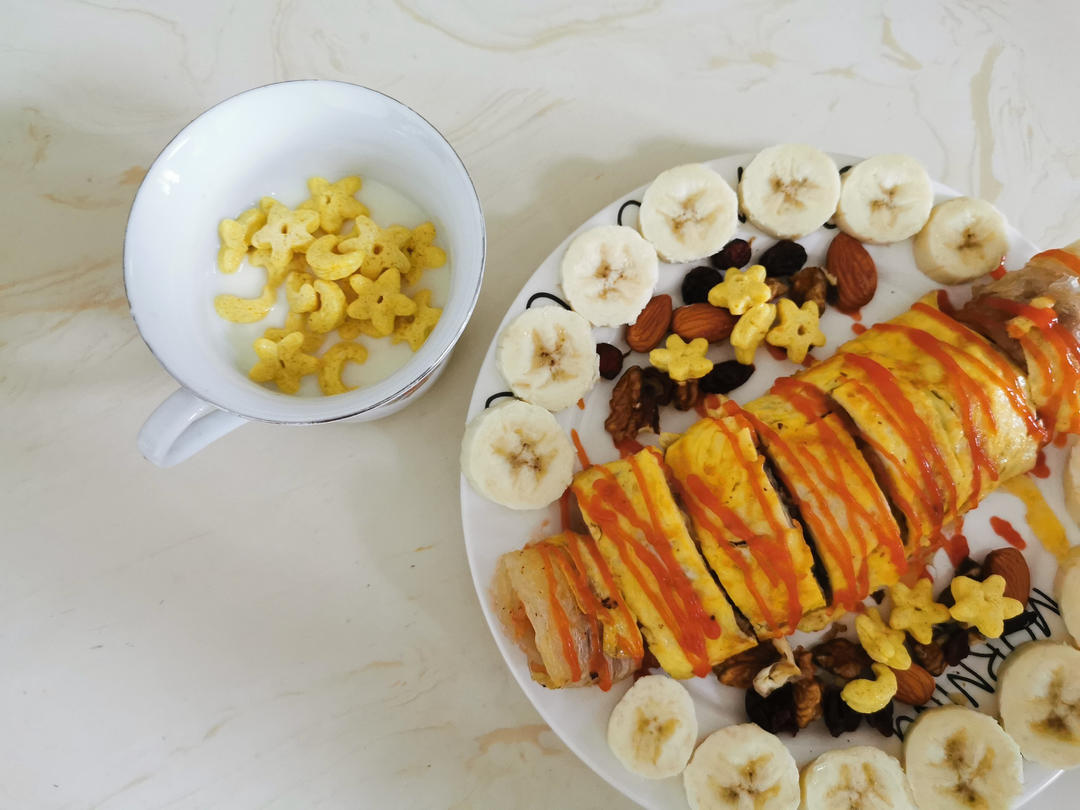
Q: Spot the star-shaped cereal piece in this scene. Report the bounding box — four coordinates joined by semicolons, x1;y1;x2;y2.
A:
346;268;417;337
765;298;827;364
392;289;442;351
217;207;267;273
318;341;370;396
214;286;276;323
707;264;771;315
251;200;319;266
301;176;368;234
402;222;447;286
855;607;911;670
264;313;324;355
949;575;1023;638
306;233;366;281
340;216;411;280
649;334;713;382
730;302;777;365
888;578;951;645
248;331;320;394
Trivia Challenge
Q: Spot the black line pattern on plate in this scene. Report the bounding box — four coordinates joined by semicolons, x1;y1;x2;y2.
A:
616;199;641;227
892;588;1060;740
484;391;516;409
526;291;571;310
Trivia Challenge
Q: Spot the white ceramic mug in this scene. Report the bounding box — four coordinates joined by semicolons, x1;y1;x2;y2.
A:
124;81;485;467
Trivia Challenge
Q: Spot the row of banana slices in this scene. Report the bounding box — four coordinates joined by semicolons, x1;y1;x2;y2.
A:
611;632;1080;810
462;146;1012;512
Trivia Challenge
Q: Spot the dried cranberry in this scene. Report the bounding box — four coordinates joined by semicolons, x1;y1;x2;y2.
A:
865;701;895;738
710;238;752;271
699;360;755;394
760;240;807;277
596;343;624;380
822;686;861;737
745;684;799;736
681;266;723;305
942;627;971;666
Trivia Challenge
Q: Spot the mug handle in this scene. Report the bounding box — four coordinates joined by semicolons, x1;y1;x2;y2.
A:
137;388;247;468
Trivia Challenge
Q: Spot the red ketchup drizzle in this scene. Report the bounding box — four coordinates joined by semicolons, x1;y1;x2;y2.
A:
570;429;591;469
851;323;868;335
944;533;970;567
614;437;645;458
571;534;643;659
1032;248;1080;276
550;540;612;690
1031;450;1051;479
533;543;582;683
990;257;1007;280
990;516;1027;550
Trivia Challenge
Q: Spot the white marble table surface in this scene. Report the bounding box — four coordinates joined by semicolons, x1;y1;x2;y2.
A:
4;1;1079;807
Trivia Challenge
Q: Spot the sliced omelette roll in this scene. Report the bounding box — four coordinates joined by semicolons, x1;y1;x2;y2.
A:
744;386;906;614
572;447;757;679
493;531;644;690
665;407;825;639
956;242;1080;438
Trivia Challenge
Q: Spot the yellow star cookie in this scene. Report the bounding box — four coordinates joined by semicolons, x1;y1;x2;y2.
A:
217;207;266;273
346;268;417;337
949;575;1023;638
765;298;827;364
402;222;447;287
707;264;771;315
649;334;713;382
392;289;442;351
730;302;777;365
888;579;951;645
856;607;911;670
249;331;320;394
251;200;319;266
302;176;368;234
318;341;370;396
341;216;411;280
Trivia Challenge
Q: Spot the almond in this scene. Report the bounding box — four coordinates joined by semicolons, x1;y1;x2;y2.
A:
983;546;1031;607
672;303;736;343
625;294;672;353
827;232;877;313
892;662;936;706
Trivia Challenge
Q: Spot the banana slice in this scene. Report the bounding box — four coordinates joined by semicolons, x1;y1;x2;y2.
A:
460;399;575;510
639;164;738;263
903;705;1023;810
607;674;697;779
1056;545;1080;644
999;641;1080;768
801;747;917;810
1065;438;1080;530
912;197;1009;284
834;153;934;244
495;307;599;412
738;144;841;239
561;225;659;326
683;724;799;810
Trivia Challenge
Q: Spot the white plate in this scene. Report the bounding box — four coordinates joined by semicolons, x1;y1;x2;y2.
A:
461;153;1071;808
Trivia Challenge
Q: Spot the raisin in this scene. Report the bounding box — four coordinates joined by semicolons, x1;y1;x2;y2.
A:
942;627;971;666
681;266;723;305
699;360;755;394
865;701;895;738
596;343;624;380
745;684;799;736
760;240;807;277
822;686;861;737
710;238;752;271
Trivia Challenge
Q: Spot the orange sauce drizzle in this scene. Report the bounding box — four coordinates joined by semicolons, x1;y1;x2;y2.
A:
1032;248;1080;276
570;429;591;469
570;533;643;659
944;532;970;567
548;541;611;689
990;516;1027;550
1031;450;1051;479
577;398;586;410
851;323;868;335
559;489;574;531
614;437;645;458
990;257;1007;280
533;543;582;683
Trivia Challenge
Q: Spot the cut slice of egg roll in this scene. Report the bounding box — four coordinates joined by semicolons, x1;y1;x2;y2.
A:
572;447;757;679
743;387;907;615
956;242;1080;438
664;404;826;639
492;531;644;690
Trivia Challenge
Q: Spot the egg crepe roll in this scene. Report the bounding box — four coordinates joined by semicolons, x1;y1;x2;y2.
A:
665;406;825;639
493;531;644;690
572;447;757;679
